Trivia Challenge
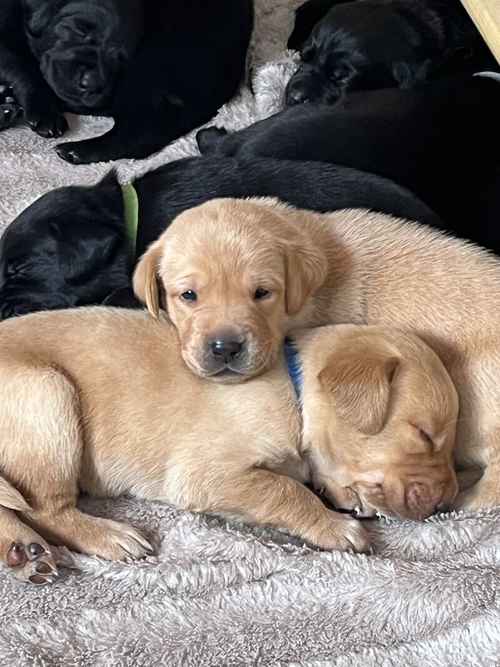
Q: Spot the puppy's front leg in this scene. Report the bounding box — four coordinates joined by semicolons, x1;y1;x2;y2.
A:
55;107;187;164
211;469;370;552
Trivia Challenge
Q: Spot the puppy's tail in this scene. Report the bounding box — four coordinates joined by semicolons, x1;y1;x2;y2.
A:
0;475;31;512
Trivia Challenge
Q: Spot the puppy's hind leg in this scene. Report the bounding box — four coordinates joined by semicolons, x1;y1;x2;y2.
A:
0;366;152;562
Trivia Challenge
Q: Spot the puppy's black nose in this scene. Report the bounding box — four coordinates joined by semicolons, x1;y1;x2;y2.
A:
80;71;92;89
210;338;243;362
80;70;101;92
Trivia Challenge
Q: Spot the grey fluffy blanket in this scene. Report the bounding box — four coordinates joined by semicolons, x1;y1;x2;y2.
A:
0;1;500;665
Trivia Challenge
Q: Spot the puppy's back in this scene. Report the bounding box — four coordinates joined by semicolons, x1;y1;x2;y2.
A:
325;207;500;343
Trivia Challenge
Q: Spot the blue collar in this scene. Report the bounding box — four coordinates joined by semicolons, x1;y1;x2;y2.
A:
284;337;303;402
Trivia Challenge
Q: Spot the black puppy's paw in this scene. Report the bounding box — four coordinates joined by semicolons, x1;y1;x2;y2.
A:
55;142;83;164
55;140;105;164
26;109;68;138
0;85;23;130
0;102;22;130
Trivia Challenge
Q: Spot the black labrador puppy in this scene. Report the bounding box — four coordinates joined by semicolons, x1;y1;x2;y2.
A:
0;0;253;163
0;155;440;319
285;0;495;106
197;73;500;236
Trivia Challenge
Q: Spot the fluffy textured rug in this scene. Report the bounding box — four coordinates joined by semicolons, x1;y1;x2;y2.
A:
1;1;500;665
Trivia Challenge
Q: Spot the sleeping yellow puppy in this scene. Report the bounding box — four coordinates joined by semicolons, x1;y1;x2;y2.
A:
0;310;457;584
134;198;500;509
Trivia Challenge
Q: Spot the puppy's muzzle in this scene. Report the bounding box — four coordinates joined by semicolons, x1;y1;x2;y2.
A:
285;65;341;106
200;329;249;377
404;481;456;520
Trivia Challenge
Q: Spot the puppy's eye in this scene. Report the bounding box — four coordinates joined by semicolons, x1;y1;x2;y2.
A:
414;425;434;450
328;64;353;83
254;287;271;300
180;290;197;302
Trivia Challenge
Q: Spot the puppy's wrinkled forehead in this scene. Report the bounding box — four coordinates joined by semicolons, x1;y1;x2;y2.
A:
162;200;287;280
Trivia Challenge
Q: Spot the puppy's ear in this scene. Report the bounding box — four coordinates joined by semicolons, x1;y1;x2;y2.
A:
132;240;163;319
284;235;328;316
319;351;399;435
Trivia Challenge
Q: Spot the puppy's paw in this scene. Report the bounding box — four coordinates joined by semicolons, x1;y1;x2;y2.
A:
85;518;154;561
307;512;371;553
0;85;22;130
26;109;68;139
55;139;110;164
55;141;86;164
6;540;58;585
0;102;22;131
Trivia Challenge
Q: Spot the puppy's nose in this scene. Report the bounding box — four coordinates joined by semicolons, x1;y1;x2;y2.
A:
210;338;243;363
406;482;444;519
80;70;101;92
80;71;92;89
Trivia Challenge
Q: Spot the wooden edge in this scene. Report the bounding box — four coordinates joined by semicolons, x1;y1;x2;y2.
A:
461;0;500;65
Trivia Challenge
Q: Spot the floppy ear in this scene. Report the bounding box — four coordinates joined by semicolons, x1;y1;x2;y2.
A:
284;235;328;316
319;350;399;435
132;240;163;319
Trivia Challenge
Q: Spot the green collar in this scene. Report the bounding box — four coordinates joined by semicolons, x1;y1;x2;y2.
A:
121;183;139;256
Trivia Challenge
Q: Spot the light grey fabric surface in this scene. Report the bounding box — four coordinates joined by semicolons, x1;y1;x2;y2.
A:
0;1;499;665
0;496;499;666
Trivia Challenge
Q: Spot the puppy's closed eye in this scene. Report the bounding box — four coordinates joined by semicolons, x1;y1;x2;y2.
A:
327;63;355;84
409;424;437;453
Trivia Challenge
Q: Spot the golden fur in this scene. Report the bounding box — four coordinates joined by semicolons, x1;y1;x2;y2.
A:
134;198;500;509
0;311;457;583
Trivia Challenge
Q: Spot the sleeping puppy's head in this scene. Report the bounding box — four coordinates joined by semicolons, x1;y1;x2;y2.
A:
285;2;437;106
0;172;129;319
23;0;142;110
133;198;328;383
300;325;459;520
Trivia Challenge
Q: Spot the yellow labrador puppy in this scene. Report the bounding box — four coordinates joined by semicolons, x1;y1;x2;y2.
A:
134;198;500;509
0;310;458;584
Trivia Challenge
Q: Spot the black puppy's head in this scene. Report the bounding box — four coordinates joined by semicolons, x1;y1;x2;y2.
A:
285;2;435;106
0;172;130;320
23;0;142;110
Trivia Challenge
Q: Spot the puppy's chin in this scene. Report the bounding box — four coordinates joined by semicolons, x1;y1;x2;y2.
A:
181;352;274;384
50;79;113;111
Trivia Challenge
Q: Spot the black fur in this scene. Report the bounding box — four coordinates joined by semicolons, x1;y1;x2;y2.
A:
0;0;253;163
197;73;500;236
285;0;495;106
0;156;440;319
0;84;22;130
